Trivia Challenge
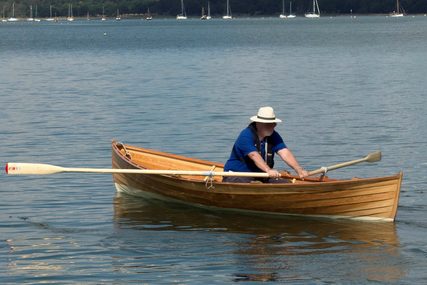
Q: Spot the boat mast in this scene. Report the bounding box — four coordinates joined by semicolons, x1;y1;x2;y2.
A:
181;0;185;16
226;0;230;16
222;0;232;19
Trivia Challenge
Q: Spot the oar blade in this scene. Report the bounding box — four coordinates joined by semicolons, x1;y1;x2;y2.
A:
5;163;65;175
365;151;381;163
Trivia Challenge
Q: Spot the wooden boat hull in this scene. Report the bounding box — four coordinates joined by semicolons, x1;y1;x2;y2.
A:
111;141;403;222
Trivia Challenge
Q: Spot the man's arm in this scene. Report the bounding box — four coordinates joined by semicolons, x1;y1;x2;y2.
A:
247;151;280;178
277;148;308;178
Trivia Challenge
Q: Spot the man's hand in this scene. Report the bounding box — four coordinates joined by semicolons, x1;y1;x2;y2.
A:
296;168;308;179
267;169;281;179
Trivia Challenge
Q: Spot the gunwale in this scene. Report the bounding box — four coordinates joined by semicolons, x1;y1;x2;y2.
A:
111;141;403;222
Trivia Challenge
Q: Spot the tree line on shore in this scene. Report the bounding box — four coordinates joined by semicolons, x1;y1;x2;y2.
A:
1;0;426;18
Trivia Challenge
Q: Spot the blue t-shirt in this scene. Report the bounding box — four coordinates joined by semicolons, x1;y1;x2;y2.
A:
224;126;287;172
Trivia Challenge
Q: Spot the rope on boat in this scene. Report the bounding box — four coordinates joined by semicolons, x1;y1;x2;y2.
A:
204;165;216;190
116;141;132;159
205;176;215;190
319;166;329;180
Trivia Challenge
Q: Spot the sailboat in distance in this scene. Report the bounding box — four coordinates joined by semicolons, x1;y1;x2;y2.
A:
67;3;74;21
305;0;320;18
177;0;187;20
201;6;207;20
101;6;107;21
279;0;287;18
27;5;34;21
223;0;232;19
206;1;212;19
34;4;41;21
145;8;152;20
46;5;54;21
390;0;405;17
288;1;296;18
7;2;18;22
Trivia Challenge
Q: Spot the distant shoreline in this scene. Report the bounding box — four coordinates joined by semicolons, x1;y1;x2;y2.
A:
2;13;427;22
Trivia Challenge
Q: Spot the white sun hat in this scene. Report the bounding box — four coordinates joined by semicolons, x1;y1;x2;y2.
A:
250;106;282;123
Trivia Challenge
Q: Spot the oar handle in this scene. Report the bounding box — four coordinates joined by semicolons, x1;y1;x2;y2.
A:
307;151;381;177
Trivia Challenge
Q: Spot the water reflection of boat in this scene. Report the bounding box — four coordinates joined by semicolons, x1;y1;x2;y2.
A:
113;193;405;282
113;193;399;245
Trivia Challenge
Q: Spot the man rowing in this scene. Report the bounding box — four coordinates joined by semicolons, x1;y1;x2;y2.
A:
223;106;308;183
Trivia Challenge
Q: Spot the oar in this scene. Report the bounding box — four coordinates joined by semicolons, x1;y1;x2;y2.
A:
307;151;381;176
5;162;271;178
5;151;381;178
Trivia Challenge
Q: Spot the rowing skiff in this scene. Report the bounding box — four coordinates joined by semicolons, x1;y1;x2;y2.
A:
111;141;403;222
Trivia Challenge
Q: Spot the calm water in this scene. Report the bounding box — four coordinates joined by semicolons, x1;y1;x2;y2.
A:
1;16;427;283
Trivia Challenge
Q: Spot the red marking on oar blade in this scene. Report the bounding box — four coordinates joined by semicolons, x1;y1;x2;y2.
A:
5;163;8;174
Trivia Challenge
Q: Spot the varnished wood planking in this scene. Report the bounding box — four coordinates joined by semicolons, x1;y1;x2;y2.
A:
112;141;403;221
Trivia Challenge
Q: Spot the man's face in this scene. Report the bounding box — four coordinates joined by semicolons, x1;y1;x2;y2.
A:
258;122;277;137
